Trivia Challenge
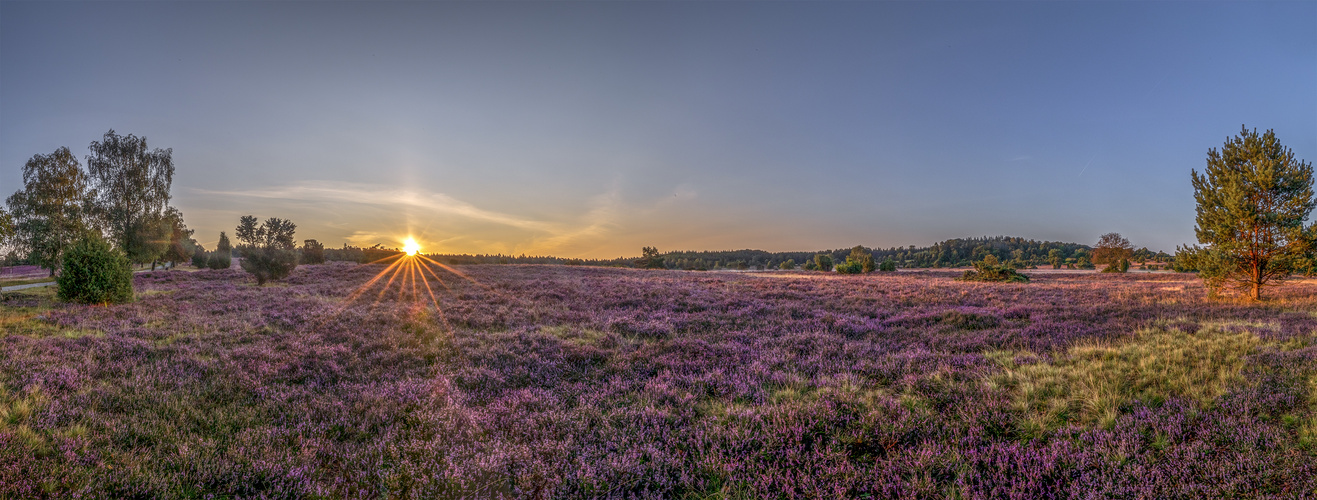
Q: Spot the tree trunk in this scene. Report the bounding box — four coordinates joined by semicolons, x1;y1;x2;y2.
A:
1252;262;1262;300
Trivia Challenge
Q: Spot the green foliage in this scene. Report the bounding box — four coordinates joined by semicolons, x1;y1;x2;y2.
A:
0;207;13;247
778;259;795;270
847;246;875;273
301;239;326;265
959;255;1030;283
1048;249;1063;269
802;260;818;271
813;254;833;272
879;258;896;272
235;216;299;285
207;251;232;270
216;232;232;256
835;260;864;274
836;246;873;274
5;147;92;275
1075;257;1095;269
190;249;208;268
235;216;259;248
86;130;176;265
1092;232;1134;266
1172;245;1200;272
162;207;196;265
1191;126;1315;299
239;247;298;285
56;235;133;305
1100;258;1131;273
636;246;666;269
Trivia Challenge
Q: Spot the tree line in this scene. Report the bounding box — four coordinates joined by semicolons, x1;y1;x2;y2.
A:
2;130;190;275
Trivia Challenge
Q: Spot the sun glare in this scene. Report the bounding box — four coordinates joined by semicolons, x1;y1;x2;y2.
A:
403;237;420;256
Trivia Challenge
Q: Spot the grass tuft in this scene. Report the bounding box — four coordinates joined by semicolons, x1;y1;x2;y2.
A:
986;325;1258;435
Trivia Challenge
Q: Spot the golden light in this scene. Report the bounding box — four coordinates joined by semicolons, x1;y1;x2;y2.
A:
403;237;421;256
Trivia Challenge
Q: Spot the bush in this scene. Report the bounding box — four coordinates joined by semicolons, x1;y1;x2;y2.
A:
835;260;864;274
813;254;833;272
56;235;133;304
191;250;208;268
959;255;1029;283
239;247;298;285
207;251;232;270
879;258;897;272
1100;258;1131;273
301;239;325;265
779;259;795;270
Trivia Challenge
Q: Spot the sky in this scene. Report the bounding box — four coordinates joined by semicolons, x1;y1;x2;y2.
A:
2;1;1314;258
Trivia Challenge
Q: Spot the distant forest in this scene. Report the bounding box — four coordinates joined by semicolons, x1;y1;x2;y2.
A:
325;236;1173;270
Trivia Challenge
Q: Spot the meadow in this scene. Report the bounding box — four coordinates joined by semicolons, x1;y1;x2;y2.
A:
2;262;1316;498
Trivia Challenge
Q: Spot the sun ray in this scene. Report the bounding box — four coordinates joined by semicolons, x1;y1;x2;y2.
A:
342;257;407;304
372;260;409;306
416;254;529;306
416;260;453;292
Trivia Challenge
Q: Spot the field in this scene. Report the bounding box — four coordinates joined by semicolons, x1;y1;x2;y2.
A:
3;262;1317;498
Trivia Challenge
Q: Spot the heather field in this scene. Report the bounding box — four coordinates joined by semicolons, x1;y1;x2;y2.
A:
3;262;1317;499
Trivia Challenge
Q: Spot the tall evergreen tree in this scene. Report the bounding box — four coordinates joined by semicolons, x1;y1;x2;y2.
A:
1190;126;1314;299
216;232;232;256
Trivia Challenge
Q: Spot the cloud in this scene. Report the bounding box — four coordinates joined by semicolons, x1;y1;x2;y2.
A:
192;181;554;231
188;180;631;256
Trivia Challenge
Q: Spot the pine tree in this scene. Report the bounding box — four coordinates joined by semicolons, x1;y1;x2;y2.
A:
1190;126;1314;300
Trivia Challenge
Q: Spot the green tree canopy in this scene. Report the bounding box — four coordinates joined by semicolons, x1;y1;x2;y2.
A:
5;147;92;275
1190;126;1314;299
86;130;176;265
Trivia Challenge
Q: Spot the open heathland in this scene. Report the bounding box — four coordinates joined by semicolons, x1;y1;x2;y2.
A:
3;262;1317;498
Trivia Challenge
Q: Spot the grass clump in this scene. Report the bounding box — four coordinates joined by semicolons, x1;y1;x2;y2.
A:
0;384;84;458
986;326;1258;435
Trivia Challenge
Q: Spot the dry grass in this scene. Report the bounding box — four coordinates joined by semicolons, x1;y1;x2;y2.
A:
986;324;1259;435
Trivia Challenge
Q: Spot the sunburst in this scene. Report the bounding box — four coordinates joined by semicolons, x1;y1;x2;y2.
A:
321;237;528;336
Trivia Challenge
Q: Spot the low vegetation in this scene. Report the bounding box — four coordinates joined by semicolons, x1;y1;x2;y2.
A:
958;254;1029;282
54;235;133;304
4;264;1316;497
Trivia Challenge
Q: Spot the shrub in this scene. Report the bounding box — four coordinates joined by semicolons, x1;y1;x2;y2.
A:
835;260;864;274
959;255;1029;283
879;258;897;272
301;239;325;265
813;254;833;272
239;247;298;285
635;246;665;269
1100;258;1131;273
778;259;795;270
191;250;208;268
207;251;231;270
235;216;299;285
56;235;133;304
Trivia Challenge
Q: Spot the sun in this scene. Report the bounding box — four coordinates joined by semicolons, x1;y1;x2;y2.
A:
403;237;421;256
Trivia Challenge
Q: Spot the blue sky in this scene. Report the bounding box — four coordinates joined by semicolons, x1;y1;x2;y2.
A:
2;1;1314;258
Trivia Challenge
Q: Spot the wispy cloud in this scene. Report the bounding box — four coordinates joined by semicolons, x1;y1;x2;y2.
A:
189;181;636;255
192;181;554;231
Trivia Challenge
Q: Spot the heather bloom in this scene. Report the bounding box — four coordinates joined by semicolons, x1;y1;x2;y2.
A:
2;263;1316;498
